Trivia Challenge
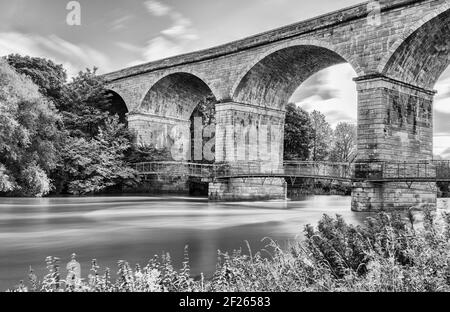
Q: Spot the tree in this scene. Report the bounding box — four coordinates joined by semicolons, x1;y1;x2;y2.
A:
59;116;139;195
5;54;67;106
0;164;16;193
126;145;172;163
329;122;357;162
310;111;333;161
0;60;61;197
284;103;313;160
62;68;116;138
6;56;122;139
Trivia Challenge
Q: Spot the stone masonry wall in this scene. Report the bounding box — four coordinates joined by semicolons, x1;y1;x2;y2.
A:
356;76;434;162
353;75;437;211
209;178;287;201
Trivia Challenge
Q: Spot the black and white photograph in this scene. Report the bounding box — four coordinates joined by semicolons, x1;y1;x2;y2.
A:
1;0;450;299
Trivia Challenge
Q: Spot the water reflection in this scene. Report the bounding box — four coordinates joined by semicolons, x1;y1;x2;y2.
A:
0;195;444;290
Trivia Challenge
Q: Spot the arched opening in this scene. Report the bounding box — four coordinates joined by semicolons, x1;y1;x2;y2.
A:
230;45;358;198
434;66;450;159
383;9;450;90
106;90;129;124
139;72;217;157
290;63;358;161
232;45;358;162
140;73;218;196
232;45;349;110
141;73;217;120
433;65;450;197
382;9;450;160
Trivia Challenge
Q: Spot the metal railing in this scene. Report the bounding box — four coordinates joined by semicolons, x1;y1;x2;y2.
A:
133;160;450;182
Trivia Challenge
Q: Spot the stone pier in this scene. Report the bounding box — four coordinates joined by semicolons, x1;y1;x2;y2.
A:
352;75;437;211
208;102;287;201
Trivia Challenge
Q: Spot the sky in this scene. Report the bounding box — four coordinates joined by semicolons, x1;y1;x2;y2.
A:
0;0;449;157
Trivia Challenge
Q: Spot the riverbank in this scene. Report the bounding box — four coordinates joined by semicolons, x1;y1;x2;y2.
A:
7;207;450;292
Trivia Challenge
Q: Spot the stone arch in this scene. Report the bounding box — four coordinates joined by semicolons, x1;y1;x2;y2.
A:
231;40;361;110
139;72;218;120
380;4;450;89
105;90;129;124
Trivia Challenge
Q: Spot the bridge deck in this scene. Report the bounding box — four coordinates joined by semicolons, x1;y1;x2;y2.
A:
133;161;450;183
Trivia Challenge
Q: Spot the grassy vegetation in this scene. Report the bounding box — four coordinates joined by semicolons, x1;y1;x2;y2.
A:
7;209;450;292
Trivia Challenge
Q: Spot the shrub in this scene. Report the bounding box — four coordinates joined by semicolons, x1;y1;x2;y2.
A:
19;162;52;197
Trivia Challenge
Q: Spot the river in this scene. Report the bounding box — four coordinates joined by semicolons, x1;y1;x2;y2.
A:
0;195;447;290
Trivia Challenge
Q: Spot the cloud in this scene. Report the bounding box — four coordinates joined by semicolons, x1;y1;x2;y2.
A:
115;41;142;53
161;12;199;41
126;1;199;63
144;0;171;17
124;37;183;66
434;135;450;158
142;36;183;62
435;77;450;115
110;15;133;31
0;32;113;77
292;71;338;102
441;147;450;159
434;111;450;135
292;63;358;128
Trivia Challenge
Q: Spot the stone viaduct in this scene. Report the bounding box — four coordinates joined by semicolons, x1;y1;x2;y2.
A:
103;0;450;211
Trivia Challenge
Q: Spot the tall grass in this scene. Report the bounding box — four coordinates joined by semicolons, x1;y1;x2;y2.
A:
7;209;450;292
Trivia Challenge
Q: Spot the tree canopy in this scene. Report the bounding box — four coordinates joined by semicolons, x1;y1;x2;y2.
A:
0;60;61;196
329;122;357;162
284;103;313;160
310;110;333;161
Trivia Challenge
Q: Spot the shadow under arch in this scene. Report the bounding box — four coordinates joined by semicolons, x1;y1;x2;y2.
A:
231;43;361;110
105;90;129;124
381;6;450;90
140;72;218;120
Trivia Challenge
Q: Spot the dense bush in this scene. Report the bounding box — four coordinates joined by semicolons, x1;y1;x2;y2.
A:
8;210;450;292
0;60;61;197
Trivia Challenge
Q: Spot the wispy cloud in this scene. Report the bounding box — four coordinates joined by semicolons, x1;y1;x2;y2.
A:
292;63;358;128
441;147;450;159
0;32;113;77
142;37;183;64
125;0;199;63
115;41;142;53
144;0;171;17
161;12;199;41
110;14;134;31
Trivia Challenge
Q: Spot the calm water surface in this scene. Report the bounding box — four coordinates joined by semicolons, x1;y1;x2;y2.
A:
1;195;446;290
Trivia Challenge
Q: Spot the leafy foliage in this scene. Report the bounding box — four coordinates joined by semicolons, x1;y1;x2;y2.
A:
126;144;172;163
5;54;67;105
329;122;357;162
284;103;313;160
61;68;115;138
0;60;61;197
19;162;52;197
58;117;139;195
310;110;333;161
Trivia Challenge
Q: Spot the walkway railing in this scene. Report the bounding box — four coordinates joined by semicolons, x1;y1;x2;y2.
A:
133;160;450;182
